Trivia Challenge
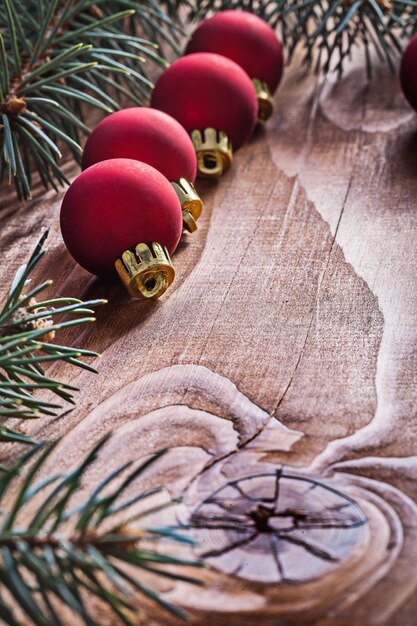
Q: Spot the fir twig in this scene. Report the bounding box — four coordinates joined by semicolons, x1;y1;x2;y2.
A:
0;435;202;625
172;0;417;77
0;231;106;444
284;0;417;77
0;0;182;200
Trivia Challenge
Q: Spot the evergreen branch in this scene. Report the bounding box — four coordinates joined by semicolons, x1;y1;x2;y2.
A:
283;0;417;77
0;0;181;200
0;436;202;625
171;0;417;76
0;231;106;443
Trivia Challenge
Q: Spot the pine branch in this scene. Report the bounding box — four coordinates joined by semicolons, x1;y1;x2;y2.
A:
172;0;417;76
0;231;106;444
0;435;202;625
283;0;417;77
0;0;181;200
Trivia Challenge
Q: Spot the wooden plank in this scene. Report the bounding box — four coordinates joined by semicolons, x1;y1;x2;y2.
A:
1;53;417;625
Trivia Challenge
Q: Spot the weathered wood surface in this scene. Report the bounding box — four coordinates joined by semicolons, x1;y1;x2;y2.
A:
1;51;417;625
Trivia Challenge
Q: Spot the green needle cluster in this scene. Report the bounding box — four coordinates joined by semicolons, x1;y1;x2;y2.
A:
0;0;182;200
0;231;106;444
0;436;202;625
281;0;417;76
173;0;417;76
0;234;201;625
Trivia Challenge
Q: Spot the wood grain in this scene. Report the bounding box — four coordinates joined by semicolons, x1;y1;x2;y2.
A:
1;49;417;625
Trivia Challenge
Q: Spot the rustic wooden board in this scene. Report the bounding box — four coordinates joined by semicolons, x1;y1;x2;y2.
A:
1;51;417;626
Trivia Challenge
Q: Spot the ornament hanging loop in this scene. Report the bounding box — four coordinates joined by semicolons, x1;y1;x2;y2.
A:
182;210;198;233
115;242;175;300
253;79;274;125
191;128;233;179
171;178;203;233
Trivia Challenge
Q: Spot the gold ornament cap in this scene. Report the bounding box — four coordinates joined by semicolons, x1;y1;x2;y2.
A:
191;128;233;179
171;178;203;233
252;78;274;125
115;242;175;300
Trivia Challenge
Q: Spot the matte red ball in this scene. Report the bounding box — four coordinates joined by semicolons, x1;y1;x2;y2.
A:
82;108;197;183
401;35;417;112
60;159;183;278
185;11;283;93
151;52;258;150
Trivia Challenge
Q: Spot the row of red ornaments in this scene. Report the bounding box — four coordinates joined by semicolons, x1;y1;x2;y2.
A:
60;11;283;299
60;10;417;300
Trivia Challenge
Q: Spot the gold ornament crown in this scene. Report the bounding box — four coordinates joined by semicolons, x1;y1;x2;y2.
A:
115;242;175;300
191;128;233;179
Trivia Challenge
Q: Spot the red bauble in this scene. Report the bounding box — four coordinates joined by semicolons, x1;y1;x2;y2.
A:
151;52;257;150
82;108;197;182
60;159;183;299
401;35;417;112
185;11;283;94
151;52;258;177
82;108;202;232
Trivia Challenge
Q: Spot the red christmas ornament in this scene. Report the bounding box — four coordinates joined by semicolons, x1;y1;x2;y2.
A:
60;159;183;299
82;108;202;233
151;52;258;178
185;11;283;124
401;35;417;112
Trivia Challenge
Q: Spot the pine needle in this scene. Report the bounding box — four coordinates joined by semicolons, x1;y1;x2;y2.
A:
0;436;202;624
0;0;180;199
0;232;106;444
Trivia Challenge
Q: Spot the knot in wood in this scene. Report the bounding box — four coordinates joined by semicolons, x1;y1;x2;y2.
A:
190;471;368;583
249;504;275;533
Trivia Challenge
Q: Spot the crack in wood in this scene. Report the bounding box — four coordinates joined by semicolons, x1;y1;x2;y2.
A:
189;471;367;583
